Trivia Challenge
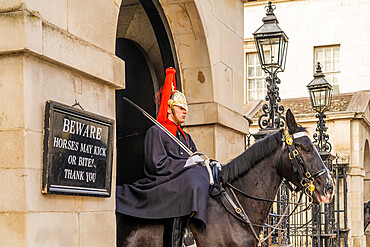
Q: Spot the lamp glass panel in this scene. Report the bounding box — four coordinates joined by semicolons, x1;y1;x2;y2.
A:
312;89;327;111
310;90;317;108
326;88;333;109
279;38;288;71
256;41;266;67
259;37;280;66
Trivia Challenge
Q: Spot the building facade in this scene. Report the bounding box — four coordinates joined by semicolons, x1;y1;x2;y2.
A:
244;0;370;101
244;1;370;246
0;0;248;246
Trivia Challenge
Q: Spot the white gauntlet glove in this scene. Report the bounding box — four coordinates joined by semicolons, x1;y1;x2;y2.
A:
184;154;204;167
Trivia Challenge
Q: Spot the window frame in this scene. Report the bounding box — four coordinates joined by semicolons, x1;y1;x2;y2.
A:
245;52;268;103
314;45;340;94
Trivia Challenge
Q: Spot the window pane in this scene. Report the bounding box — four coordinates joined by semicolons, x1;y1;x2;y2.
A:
256;66;262;77
333;47;340;59
316;49;324;60
247;54;255;66
257;89;264;100
248;90;256;101
325;48;331;59
333;59;340;71
248;66;255;77
248;79;255;89
257;79;264;89
324;60;332;71
250;53;256;62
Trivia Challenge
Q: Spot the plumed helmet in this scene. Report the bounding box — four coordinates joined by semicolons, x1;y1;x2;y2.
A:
155;68;177;123
155;68;189;124
168;90;188;111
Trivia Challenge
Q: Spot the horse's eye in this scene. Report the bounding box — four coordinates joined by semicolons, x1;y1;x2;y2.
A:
301;145;311;153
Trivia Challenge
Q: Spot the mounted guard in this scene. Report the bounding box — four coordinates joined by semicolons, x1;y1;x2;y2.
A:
116;67;210;247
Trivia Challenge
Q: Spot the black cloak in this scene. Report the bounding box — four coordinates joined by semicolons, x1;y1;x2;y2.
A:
116;125;210;225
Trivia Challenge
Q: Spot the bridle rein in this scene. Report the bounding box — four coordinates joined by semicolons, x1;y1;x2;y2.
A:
210;129;329;246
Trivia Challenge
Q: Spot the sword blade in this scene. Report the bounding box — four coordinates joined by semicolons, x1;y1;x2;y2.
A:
122;97;193;156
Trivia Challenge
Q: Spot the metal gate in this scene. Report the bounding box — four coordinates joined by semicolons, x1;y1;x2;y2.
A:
262;154;349;247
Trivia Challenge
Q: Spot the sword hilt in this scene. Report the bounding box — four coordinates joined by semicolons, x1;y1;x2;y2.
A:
191;152;214;185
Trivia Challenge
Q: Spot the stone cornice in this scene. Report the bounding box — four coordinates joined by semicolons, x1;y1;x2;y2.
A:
0;9;125;89
249;111;370;131
243;0;305;7
348;167;365;177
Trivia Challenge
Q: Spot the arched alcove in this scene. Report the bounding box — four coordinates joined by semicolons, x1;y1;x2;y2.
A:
115;0;181;185
114;0;214;185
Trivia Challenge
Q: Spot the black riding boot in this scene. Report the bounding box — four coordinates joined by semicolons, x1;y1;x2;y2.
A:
163;216;189;247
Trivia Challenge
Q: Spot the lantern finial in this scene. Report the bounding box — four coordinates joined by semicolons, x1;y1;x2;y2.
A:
265;1;276;14
316;62;323;73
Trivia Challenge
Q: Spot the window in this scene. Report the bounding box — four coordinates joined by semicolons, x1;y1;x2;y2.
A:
314;45;340;94
246;53;267;102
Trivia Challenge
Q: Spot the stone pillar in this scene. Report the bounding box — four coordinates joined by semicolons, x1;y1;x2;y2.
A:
349;120;366;247
0;1;124;246
185;102;249;163
162;0;248;163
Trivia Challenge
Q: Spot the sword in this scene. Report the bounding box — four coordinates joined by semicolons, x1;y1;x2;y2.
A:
122;97;214;185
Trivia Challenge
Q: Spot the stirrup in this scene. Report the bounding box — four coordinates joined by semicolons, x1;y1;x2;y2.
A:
183;226;196;247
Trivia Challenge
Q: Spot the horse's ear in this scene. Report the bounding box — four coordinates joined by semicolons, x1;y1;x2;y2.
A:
286;109;298;132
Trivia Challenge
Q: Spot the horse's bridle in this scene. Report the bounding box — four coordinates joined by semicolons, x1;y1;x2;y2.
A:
278;129;328;196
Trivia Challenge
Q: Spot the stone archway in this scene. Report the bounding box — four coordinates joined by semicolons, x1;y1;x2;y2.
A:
115;0;184;185
114;0;218;186
160;1;214;104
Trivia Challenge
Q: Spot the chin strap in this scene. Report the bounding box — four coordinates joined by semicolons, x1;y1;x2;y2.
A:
170;106;180;125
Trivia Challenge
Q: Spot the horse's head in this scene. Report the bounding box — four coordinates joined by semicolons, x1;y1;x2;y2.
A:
279;109;335;205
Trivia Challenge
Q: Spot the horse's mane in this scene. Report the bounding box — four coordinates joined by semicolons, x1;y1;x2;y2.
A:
221;126;305;183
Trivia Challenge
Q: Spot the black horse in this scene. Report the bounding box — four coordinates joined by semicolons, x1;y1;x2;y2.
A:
117;110;335;246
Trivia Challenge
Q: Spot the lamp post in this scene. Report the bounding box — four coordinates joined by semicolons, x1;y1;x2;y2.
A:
307;62;333;152
307;62;335;247
252;5;290;244
253;1;288;130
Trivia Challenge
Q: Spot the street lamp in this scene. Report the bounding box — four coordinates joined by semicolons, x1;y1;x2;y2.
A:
307;62;333;152
253;1;288;130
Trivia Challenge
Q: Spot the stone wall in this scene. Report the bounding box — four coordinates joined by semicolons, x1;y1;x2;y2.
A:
0;0;248;246
0;1;124;246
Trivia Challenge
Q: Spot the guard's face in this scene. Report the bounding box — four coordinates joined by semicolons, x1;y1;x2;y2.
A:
168;105;187;124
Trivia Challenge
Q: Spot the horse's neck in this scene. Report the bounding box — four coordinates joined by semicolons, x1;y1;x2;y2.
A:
230;150;282;226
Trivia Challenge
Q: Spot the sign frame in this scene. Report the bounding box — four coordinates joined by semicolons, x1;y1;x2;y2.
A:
42;100;114;197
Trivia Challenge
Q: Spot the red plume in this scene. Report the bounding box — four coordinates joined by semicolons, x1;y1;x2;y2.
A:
155;67;177;123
